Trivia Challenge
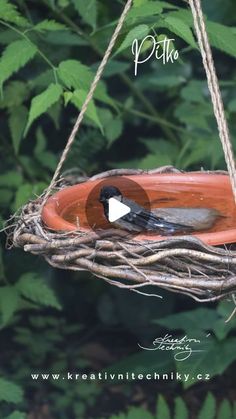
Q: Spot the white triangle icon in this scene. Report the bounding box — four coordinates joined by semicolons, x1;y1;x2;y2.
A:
108;197;131;222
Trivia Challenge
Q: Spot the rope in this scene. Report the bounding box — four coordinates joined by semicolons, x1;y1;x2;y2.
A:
40;0;133;208
188;0;236;203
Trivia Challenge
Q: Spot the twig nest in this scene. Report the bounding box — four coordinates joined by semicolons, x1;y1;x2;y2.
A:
8;166;236;302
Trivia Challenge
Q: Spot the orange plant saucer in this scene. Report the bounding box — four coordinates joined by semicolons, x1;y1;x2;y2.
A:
42;173;236;246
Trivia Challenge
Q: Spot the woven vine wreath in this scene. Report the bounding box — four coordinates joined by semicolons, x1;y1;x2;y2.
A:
5;0;236;306
7;166;236;304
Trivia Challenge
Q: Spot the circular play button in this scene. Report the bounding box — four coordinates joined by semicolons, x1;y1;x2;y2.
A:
107;196;131;222
85;176;151;237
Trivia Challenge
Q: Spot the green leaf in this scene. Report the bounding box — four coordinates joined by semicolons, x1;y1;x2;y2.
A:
211;301;236;341
0;81;29;109
198;393;216;419
216;400;233;419
156;395;171;419
36;150;57;171
233;402;236;419
174;397;188;419
24;83;63;134
44;30;87;46
58;59;93;90
139;139;178;167
141;153;172;169
30;69;55;89
207;22;236;58
13;182;47;210
14;184;34;209
105;349;173;376
98;109;123;146
4;412;26;419
0;188;14;206
133;0;147;6
34;127;47;154
16;272;62;310
168;10;236;57
127;2;163;21
0;377;23;403
228;98;236;112
0;286;20;325
71;0;97;30
116;25;149;55
0;0;29;27
127;407;153;419
164;15;197;48
70;89;102;130
58;60;113;106
177;337;236;388
102;60;131;77
34;19;67;32
9;105;28;154
180;81;206;103
0;39;37;88
156;303;236;342
174;102;213;132
47;100;62;130
0;29;18;44
154;308;218;332
0;171;23;188
105;118;123;145
157;1;179;9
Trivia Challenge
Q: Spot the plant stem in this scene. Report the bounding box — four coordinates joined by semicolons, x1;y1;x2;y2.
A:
120;73;177;142
115;100;187;133
0;20;58;83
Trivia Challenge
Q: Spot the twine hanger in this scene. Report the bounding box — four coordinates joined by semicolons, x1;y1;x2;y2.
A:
40;0;236;208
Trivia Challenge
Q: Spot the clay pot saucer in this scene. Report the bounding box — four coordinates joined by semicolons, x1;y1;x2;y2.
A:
42;172;236;246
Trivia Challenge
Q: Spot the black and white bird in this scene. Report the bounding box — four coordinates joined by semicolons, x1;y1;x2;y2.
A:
99;185;219;235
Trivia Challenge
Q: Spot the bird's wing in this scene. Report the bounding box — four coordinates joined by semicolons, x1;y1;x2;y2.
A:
121;198;193;233
152;207;220;230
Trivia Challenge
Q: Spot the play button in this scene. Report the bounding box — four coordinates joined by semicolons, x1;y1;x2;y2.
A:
85;176;151;238
108;197;131;222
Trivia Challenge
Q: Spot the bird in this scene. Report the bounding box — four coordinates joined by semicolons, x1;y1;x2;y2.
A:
99;185;219;235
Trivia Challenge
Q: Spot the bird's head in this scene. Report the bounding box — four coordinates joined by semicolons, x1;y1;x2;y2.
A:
99;186;122;203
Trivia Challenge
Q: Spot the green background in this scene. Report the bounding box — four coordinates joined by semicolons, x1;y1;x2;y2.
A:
0;0;236;418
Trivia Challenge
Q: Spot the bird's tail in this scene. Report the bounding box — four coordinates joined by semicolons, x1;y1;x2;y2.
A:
157;222;194;236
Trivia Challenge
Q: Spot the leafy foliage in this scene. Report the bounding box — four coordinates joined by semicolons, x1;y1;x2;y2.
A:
72;0;97;30
4;413;26;419
152;303;236;387
198;393;216;419
16;272;62;309
0;285;19;325
0;377;23;404
0;40;37;88
109;393;236;419
25;83;63;134
0;0;29;27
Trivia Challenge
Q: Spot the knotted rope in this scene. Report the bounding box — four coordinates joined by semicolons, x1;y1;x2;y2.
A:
189;0;236;202
40;0;133;207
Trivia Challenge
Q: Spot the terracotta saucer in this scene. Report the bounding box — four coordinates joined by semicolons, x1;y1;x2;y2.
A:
42;173;236;246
